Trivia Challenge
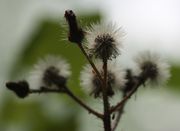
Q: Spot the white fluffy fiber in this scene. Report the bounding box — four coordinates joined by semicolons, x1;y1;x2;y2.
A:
28;55;71;89
80;61;126;95
85;22;124;50
134;51;170;85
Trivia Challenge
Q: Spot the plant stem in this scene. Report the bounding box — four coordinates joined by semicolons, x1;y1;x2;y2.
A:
78;43;112;130
112;93;126;131
102;59;111;131
29;87;103;119
30;88;63;93
110;85;138;113
110;76;146;113
64;87;103;119
111;72;149;130
78;44;103;82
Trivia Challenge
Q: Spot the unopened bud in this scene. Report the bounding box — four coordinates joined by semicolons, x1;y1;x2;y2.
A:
6;80;29;98
64;10;84;44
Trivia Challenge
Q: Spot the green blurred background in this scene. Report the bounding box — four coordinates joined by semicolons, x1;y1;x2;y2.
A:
0;0;180;131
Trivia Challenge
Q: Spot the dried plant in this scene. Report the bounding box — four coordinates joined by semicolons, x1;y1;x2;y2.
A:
6;10;170;131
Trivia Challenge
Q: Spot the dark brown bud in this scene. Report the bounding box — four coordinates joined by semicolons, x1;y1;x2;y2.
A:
6;80;29;98
64;10;84;44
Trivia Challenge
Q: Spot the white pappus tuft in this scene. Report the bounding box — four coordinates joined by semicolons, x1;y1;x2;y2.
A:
85;23;124;60
80;61;126;98
28;55;71;89
134;51;170;85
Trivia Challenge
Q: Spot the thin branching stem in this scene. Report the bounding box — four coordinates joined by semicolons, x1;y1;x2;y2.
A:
78;44;104;83
29;87;103;119
110;85;138;113
111;93;126;131
111;73;149;130
30;88;63;93
110;77;146;113
112;107;124;131
64;87;103;119
78;43;113;130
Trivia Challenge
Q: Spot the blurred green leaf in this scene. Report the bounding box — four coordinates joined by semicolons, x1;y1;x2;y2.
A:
168;65;180;89
6;13;101;131
0;97;78;131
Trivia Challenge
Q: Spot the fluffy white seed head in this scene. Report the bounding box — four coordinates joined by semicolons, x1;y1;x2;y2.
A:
85;23;124;60
28;55;71;89
134;51;170;85
80;61;126;98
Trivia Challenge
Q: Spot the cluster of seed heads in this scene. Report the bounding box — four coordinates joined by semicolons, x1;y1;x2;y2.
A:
5;10;170;131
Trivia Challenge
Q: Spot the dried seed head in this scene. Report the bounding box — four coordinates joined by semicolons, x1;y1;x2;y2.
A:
122;69;136;95
43;66;67;87
134;51;170;85
92;72;115;98
86;23;124;60
28;55;71;89
80;61;126;98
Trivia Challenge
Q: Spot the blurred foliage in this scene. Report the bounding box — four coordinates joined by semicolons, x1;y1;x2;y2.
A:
168;66;180;89
3;10;180;131
3;13;101;131
0;97;78;131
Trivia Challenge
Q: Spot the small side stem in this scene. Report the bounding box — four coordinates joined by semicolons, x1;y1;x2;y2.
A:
64;87;103;119
111;73;149;130
29;87;103;119
30;88;63;93
110;76;146;113
110;84;138;113
111;93;126;131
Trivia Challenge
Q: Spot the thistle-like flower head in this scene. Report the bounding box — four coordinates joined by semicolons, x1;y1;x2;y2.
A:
28;55;71;89
134;51;170;85
86;23;123;60
80;61;126;98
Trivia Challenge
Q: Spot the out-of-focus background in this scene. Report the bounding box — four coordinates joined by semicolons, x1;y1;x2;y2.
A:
0;0;180;131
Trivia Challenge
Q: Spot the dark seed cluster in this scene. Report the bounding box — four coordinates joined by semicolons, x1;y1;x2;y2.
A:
91;34;119;60
91;72;115;98
140;61;158;81
43;66;67;88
